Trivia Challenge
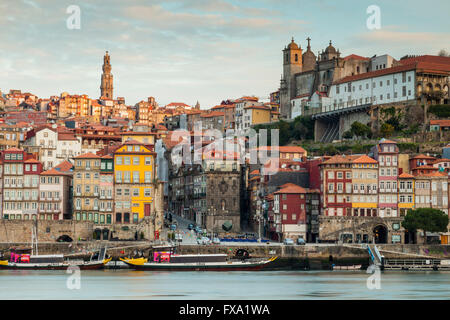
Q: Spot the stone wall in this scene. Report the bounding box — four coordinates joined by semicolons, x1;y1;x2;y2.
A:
0;220;94;243
318;216;405;244
0;218;158;244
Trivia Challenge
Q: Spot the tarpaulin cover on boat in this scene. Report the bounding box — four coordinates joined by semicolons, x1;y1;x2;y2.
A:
222;221;232;231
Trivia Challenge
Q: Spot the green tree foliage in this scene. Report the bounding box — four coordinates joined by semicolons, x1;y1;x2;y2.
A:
381;107;406;131
428;105;450;118
253;116;314;146
380;123;394;137
350;121;372;138
402;208;449;244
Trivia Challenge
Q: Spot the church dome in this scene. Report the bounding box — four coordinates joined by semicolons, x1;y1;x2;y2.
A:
287;38;299;50
325;41;336;54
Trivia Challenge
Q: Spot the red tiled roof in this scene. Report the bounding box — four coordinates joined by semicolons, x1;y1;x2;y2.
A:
24;158;40;163
200;111;225;118
74;152;100;159
244;105;270;111
334;56;450;85
58;133;78;141
40;168;70;176
411;154;436;160
321;154;359;165
398;172;414;178
343;54;370;61
353;155;378;164
166;102;191;108
54;160;73;172
430;119;450;127
274;184;307;194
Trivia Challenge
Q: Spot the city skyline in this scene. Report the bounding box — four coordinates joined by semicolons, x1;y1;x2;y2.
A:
0;0;449;107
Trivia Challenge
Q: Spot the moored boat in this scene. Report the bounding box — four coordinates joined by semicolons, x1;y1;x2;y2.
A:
332;264;362;270
120;247;277;271
0;247;111;270
0;255;112;270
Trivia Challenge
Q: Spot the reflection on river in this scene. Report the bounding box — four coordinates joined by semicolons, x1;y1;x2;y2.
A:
0;269;449;299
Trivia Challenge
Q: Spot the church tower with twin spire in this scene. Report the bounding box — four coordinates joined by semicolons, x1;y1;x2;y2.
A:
100;51;113;99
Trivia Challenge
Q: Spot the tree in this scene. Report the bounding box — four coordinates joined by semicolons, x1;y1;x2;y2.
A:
402;208;449;244
350;121;371;138
380;123;394;137
438;49;450;57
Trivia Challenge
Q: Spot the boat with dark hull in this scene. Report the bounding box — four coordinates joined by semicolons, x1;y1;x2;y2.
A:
120;247;277;271
0;247;111;270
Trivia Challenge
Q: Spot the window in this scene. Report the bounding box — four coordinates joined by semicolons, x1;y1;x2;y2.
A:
133;189;139;197
145;157;151;165
144;188;151;197
124;157;131;165
133;157;140;165
133;172;139;183
116;157;122;165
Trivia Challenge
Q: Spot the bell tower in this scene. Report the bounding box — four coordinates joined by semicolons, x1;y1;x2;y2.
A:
280;38;302;119
100;51;114;99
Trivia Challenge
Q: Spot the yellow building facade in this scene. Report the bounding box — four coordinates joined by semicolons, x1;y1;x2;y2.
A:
113;141;157;223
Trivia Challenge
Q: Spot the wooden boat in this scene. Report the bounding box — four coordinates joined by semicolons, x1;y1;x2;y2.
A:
332;264;362;270
120;248;277;271
0;220;111;270
0;246;111;270
0;255;112;270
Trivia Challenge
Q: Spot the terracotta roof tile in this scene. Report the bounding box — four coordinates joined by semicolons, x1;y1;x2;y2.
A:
74;152;100;159
274;184;307;194
353;155;378;164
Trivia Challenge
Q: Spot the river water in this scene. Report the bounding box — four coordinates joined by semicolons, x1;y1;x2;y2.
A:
0;269;449;299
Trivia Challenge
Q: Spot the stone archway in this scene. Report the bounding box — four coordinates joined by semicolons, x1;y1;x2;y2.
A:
373;225;388;244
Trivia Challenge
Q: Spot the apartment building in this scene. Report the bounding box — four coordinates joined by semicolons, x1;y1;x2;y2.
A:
73;153;101;222
398;173;415;217
371;139;399;217
39;166;72;220
2;149;41;220
113;140;157;224
319;154;357;216
351;155;379;217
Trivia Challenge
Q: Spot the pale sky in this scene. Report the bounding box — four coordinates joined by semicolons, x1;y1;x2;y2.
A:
0;0;449;108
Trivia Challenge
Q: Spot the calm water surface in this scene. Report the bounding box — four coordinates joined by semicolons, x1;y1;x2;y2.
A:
0;269;449;299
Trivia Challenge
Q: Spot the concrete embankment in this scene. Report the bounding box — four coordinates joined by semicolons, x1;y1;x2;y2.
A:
1;242;449;270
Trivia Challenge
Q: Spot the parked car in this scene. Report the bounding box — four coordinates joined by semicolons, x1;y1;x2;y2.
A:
212;237;221;244
283;238;294;245
188;223;194;230
297;238;306;245
197;236;211;245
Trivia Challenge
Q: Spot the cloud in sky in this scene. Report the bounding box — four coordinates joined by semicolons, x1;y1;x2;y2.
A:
0;0;449;107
